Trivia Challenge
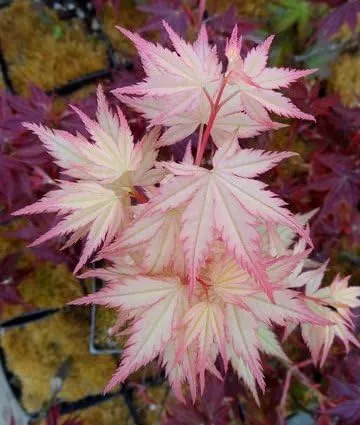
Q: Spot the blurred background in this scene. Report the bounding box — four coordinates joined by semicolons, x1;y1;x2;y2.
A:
0;1;359;425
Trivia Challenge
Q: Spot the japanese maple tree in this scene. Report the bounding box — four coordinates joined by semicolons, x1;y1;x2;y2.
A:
14;22;360;404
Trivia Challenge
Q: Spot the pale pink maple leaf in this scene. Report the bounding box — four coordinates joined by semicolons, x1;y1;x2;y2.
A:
113;22;222;120
146;139;311;298
72;244;326;402
299;269;360;366
13;86;163;273
225;26;317;125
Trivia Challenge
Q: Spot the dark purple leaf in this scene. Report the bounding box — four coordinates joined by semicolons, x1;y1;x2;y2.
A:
138;0;190;41
317;0;360;40
164;374;231;425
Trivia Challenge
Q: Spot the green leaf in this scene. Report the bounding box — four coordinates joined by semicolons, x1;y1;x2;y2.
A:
269;0;312;39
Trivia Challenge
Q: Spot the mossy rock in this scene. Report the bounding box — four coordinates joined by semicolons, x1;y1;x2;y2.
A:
0;0;108;95
0;309;117;413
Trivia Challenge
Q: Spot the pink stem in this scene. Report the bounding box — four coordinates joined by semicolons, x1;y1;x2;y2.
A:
278;358;332;424
195;77;228;166
278;369;292;425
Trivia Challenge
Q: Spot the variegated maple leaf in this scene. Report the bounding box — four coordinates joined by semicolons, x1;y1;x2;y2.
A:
118;92;286;148
72;242;326;403
225;26;316;125
72;273;190;388
100;207;185;277
260;209;319;257
296;266;360;366
13;87;164;273
114;22;314;147
141;139;311;298
114;22;222;120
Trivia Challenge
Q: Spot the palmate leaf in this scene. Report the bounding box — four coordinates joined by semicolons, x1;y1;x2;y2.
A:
309;153;360;237
101;208;184;276
73;242;331;402
225;27;316;124
183;300;226;392
13;87;163;273
118;92;273;148
145;139;310;298
301;271;360;366
180;246;328;401
72;274;188;391
137;0;190;42
116;22;314;148
14;181;126;273
225;305;264;391
114;22;222;115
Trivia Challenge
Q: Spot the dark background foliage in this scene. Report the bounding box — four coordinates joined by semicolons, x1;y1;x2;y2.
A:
0;0;359;424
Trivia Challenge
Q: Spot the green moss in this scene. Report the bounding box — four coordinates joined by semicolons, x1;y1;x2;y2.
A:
94;306;123;349
330;54;360;108
207;0;268;19
60;397;135;425
134;385;169;425
0;217;88;321
0;255;85;321
0;0;108;95
329;242;360;285
1;309;117;413
20;263;84;308
268;127;312;180
101;1;146;57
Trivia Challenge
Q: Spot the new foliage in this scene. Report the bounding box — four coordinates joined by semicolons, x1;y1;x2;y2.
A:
15;22;360;403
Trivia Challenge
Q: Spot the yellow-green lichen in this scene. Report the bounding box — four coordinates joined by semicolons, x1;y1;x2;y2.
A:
0;0;108;95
